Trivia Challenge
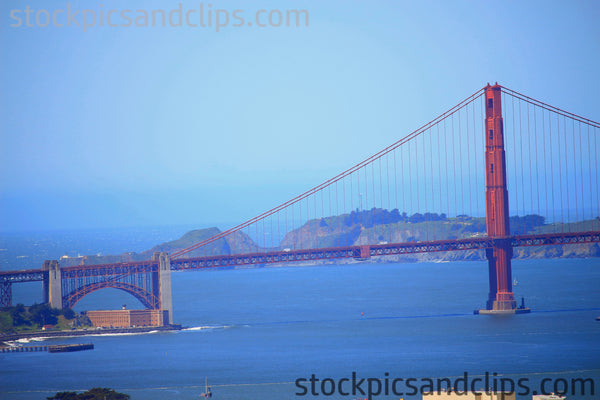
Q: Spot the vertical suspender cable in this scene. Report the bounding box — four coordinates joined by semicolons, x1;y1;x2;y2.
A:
408;140;413;238
542;107;548;223
328;183;332;219
466;99;473;223
458;107;464;221
298;199;302;249
587;125;592;225
386;154;391;242
378;157;384;240
519;99;525;222
357;166;361;213
429;126;435;240
451;114;457;220
270;215;273;249
394;149;398;213
423;130;429;241
255;218;259;252
564;117;570;230
474;100;480;218
572;119;578;225
534;105;541;217
386;154;390;213
313;189;317;226
590;124;596;228
438;124;442;226
401;145;406;220
284;208;288;250
590;127;600;229
579;122;584;223
350;172;353;213
320;187;324;220
511;95;519;222
308;192;312;242
364;166;369;230
527;102;533;216
548;110;555;230
427;125;437;240
557;114;564;231
571;119;577;223
444;119;449;222
343;176;346;216
415;135;421;238
372;161;377;240
336;181;339;218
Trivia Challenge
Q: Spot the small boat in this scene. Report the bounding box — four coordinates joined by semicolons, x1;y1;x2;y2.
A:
199;377;212;398
513;278;518;286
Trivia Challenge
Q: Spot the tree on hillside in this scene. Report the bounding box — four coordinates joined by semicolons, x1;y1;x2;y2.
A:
61;308;76;320
0;312;13;332
29;303;59;326
47;392;79;400
409;213;424;223
510;214;546;235
9;303;28;326
47;388;130;400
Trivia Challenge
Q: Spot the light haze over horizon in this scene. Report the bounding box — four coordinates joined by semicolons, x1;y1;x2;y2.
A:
1;0;599;233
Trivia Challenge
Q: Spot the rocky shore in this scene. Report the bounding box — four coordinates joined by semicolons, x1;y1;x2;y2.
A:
0;324;182;344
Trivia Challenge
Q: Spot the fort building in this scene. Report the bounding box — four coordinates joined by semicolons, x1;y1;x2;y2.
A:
86;309;169;328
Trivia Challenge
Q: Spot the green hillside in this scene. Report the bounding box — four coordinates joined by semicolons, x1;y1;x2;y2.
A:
62;210;600;266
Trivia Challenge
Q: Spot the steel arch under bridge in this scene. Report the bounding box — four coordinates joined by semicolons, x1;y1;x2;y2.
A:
44;252;173;324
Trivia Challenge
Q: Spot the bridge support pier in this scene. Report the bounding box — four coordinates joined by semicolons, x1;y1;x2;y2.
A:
43;260;62;309
484;244;517;311
153;252;173;324
0;282;11;308
476;84;529;315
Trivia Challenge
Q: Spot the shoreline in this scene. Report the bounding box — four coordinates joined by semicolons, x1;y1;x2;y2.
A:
0;324;182;344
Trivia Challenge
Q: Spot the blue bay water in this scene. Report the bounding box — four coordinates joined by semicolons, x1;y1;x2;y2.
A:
1;239;599;399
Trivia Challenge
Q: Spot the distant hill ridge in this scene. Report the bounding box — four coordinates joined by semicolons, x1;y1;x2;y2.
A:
59;210;600;266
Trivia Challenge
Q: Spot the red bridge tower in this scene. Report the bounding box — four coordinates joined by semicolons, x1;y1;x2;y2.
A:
478;84;529;314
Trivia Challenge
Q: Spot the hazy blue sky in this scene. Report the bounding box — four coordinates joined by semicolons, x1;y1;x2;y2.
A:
1;0;599;232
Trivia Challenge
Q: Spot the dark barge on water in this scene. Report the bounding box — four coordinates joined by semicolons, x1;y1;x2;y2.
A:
48;343;94;353
1;343;94;353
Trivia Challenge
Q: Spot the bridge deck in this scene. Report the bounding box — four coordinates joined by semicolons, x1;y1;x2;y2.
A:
1;231;598;281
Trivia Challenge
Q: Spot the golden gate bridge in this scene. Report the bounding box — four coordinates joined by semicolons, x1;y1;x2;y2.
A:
1;84;599;319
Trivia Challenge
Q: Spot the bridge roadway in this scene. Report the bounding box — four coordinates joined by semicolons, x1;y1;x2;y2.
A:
1;230;599;282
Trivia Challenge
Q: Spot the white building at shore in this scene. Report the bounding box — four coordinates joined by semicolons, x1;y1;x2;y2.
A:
422;390;515;400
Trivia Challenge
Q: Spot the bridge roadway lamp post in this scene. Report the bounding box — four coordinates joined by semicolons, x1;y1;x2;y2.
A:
476;84;530;315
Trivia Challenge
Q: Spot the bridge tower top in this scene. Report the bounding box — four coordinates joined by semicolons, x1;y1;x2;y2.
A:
484;83;510;237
